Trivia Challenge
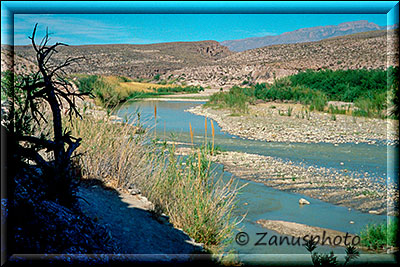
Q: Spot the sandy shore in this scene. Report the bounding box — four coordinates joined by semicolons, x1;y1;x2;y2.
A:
256;220;359;248
186;103;398;145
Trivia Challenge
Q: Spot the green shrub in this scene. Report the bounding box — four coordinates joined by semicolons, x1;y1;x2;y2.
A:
309;91;327;112
289;68;388;102
76;75;99;94
155;85;204;94
153;74;160;81
117;76;132;82
360;220;398;250
251;68;397;118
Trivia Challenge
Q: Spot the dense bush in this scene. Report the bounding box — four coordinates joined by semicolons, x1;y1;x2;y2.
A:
76;75;99;94
76;75;120;106
251;67;398;118
288;68;388;102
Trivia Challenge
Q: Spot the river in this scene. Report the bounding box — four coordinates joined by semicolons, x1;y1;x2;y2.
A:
114;100;397;263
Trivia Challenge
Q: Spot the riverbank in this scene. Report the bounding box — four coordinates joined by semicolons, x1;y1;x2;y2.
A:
174;147;397;216
256;220;359;248
186;102;399;145
256;220;398;255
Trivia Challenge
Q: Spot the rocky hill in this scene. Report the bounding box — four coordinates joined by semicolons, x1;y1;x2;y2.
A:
221;20;385;52
161;29;398;88
5;28;398;89
9;40;232;79
1;44;38;74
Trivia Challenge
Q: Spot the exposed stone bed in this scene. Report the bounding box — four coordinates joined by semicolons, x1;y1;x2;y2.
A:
186;103;398;145
182;102;399;215
211;151;397;216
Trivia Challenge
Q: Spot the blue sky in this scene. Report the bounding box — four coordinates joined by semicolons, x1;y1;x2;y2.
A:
1;1;398;45
8;14;389;45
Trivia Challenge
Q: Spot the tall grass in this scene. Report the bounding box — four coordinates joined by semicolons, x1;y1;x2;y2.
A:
64;112;150;188
352;91;388;118
65;109;243;254
189;122;194;144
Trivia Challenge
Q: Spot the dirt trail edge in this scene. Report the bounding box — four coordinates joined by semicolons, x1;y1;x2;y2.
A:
77;181;205;262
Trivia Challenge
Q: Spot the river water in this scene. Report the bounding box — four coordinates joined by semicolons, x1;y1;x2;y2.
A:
115;100;397;262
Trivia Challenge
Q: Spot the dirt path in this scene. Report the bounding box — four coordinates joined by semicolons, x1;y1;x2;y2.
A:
77;181;204;262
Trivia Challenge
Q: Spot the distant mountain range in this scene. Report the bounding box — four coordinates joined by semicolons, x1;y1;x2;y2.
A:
221;20;396;52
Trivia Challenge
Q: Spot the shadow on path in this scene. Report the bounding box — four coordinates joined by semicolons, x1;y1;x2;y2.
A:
77;179;212;264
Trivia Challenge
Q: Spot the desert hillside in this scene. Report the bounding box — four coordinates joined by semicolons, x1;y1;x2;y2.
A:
4;29;398;89
8;40;231;79
163;29;398;88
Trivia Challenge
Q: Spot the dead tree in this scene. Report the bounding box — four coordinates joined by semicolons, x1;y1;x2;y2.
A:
6;23;89;206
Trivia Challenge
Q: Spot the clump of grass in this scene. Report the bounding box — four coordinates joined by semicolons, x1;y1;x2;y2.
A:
287;106;293;116
352;92;388;119
140;144;243;254
328;104;347;115
308;91;327;112
359;220;398;250
64;111;149;188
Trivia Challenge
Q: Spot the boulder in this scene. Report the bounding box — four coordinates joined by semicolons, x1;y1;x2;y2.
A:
368;210;380;215
299;198;310;205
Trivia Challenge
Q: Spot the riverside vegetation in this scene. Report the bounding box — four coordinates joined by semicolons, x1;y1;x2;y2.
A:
206;67;399;119
1;25;118;258
73;74;204;107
